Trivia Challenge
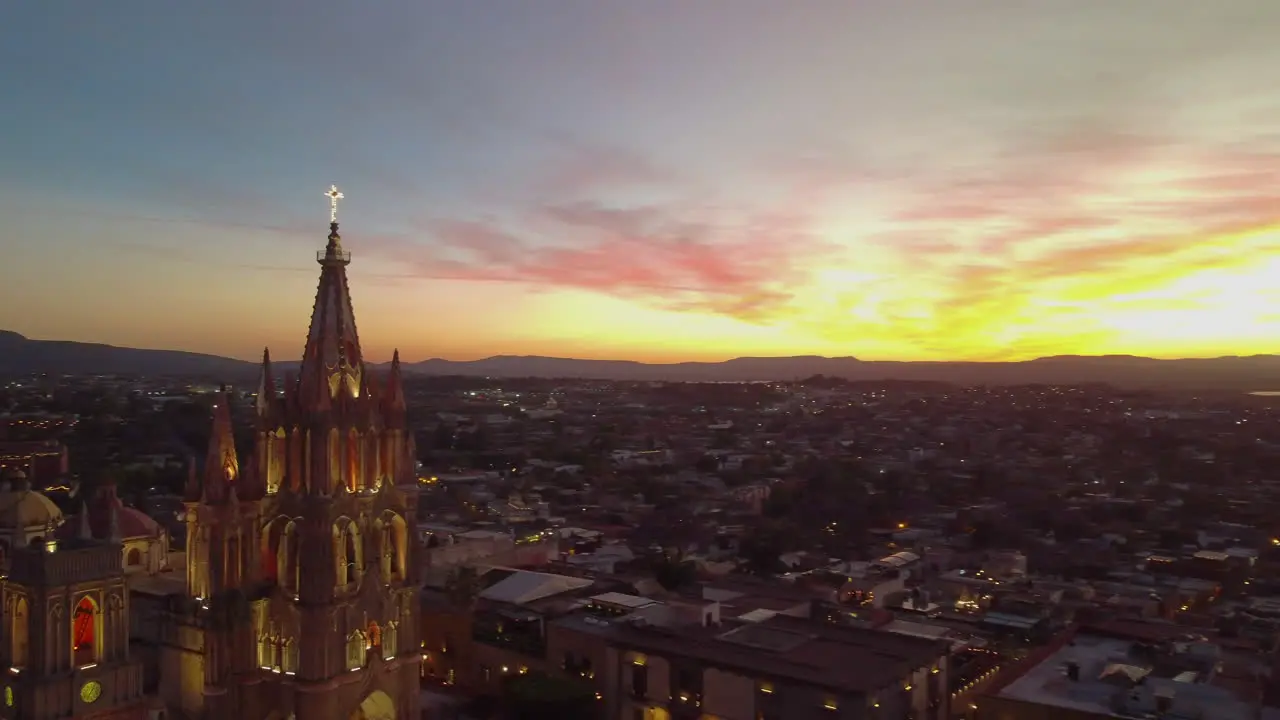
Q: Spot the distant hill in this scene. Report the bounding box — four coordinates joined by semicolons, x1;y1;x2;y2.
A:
0;330;258;378
2;330;1278;390
401;353;1280;390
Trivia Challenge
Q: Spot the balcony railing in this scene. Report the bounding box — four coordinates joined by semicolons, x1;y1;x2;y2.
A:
318;249;352;264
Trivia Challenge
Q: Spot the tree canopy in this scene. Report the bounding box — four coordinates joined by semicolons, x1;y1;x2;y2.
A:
500;672;597;720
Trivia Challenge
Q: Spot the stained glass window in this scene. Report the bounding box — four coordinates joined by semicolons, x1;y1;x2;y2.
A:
73;596;96;666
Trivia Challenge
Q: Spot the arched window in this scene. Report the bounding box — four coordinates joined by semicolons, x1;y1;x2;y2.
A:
288;427;303;492
277;521;299;593
257;634;278;670
344;529;358;584
378;520;391;579
125;548;142;567
282;638;299;674
346;630;367;670
346;429;360;493
261;519;280;582
72;595;99;666
368;621;382;648
383;621;398;661
10;596;29;668
266;428;285;495
334;519;361;588
379;513;408;582
328;429;342;493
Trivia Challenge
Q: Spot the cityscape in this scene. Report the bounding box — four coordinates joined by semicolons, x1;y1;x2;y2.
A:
4;3;1280;720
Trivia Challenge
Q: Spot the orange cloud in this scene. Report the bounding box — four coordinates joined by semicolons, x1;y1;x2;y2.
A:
343;136;1280;361
363;200;836;323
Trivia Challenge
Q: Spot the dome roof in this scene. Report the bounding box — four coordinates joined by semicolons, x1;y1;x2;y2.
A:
56;504;161;541
116;507;161;538
0;486;65;530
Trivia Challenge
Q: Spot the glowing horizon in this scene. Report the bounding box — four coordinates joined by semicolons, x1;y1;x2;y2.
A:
3;2;1279;364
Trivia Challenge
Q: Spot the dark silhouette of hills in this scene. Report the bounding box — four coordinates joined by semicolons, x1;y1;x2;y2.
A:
0;330;256;378
400;353;1280;389
1;330;1278;390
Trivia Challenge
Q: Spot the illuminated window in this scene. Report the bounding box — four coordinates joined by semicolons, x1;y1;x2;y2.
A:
346;631;366;670
383;622;398;660
379;513;408;581
282;639;299;673
257;634;276;668
72;596;99;666
275;520;300;592
9;596;29;669
334;519;362;588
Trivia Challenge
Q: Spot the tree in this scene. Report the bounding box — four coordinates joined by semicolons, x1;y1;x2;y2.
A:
432;422;455;450
500;672;597;720
694;454;720;474
739;523;790;576
652;552;697;591
444;566;481;608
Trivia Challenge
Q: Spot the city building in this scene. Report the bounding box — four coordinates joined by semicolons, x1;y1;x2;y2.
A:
56;483;172;575
978;625;1260;720
0;468;64;566
600;614;951;720
0;440;69;486
0;527;148;719
127;203;422;720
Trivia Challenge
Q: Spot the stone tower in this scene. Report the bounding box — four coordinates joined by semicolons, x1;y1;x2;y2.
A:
175;192;422;720
0;530;146;719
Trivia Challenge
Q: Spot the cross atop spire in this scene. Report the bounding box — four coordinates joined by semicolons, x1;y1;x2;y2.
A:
325;184;344;224
300;183;363;406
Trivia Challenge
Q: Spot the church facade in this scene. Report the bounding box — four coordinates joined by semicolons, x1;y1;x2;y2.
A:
160;202;422;719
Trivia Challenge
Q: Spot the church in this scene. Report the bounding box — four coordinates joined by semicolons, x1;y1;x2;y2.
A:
0;188;423;720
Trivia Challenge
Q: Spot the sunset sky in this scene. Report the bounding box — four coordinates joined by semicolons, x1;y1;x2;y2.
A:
3;1;1280;363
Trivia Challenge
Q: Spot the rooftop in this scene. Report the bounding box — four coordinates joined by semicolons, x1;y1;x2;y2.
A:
477;568;594;605
609;613;947;695
589;591;657;610
996;633;1253;720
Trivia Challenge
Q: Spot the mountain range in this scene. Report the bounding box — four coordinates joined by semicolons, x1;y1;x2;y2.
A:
2;330;1278;390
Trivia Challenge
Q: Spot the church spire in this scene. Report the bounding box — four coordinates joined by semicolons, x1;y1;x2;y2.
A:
201;388;239;504
383;349;406;426
255;347;275;418
107;500;120;542
298;184;364;407
77;500;92;539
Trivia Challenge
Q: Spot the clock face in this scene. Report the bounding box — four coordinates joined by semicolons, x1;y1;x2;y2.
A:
80;681;102;704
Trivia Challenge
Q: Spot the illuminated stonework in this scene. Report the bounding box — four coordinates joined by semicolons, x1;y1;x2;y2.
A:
79;680;101;703
0;539;143;719
174;198;422;720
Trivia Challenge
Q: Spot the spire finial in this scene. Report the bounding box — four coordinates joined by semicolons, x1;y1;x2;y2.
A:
107;501;120;541
325;184;344;224
77;500;92;539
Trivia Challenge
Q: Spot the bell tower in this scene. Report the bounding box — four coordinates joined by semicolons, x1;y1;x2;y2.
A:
0;531;144;719
172;186;423;720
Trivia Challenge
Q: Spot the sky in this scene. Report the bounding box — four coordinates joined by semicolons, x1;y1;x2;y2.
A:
3;1;1280;364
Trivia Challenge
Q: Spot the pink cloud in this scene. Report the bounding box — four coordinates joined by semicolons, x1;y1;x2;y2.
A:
364;199;831;322
360;131;1280;349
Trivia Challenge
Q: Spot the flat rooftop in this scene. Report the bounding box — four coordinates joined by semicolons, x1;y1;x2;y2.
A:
997;633;1253;720
590;592;657;610
610;614;947;695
